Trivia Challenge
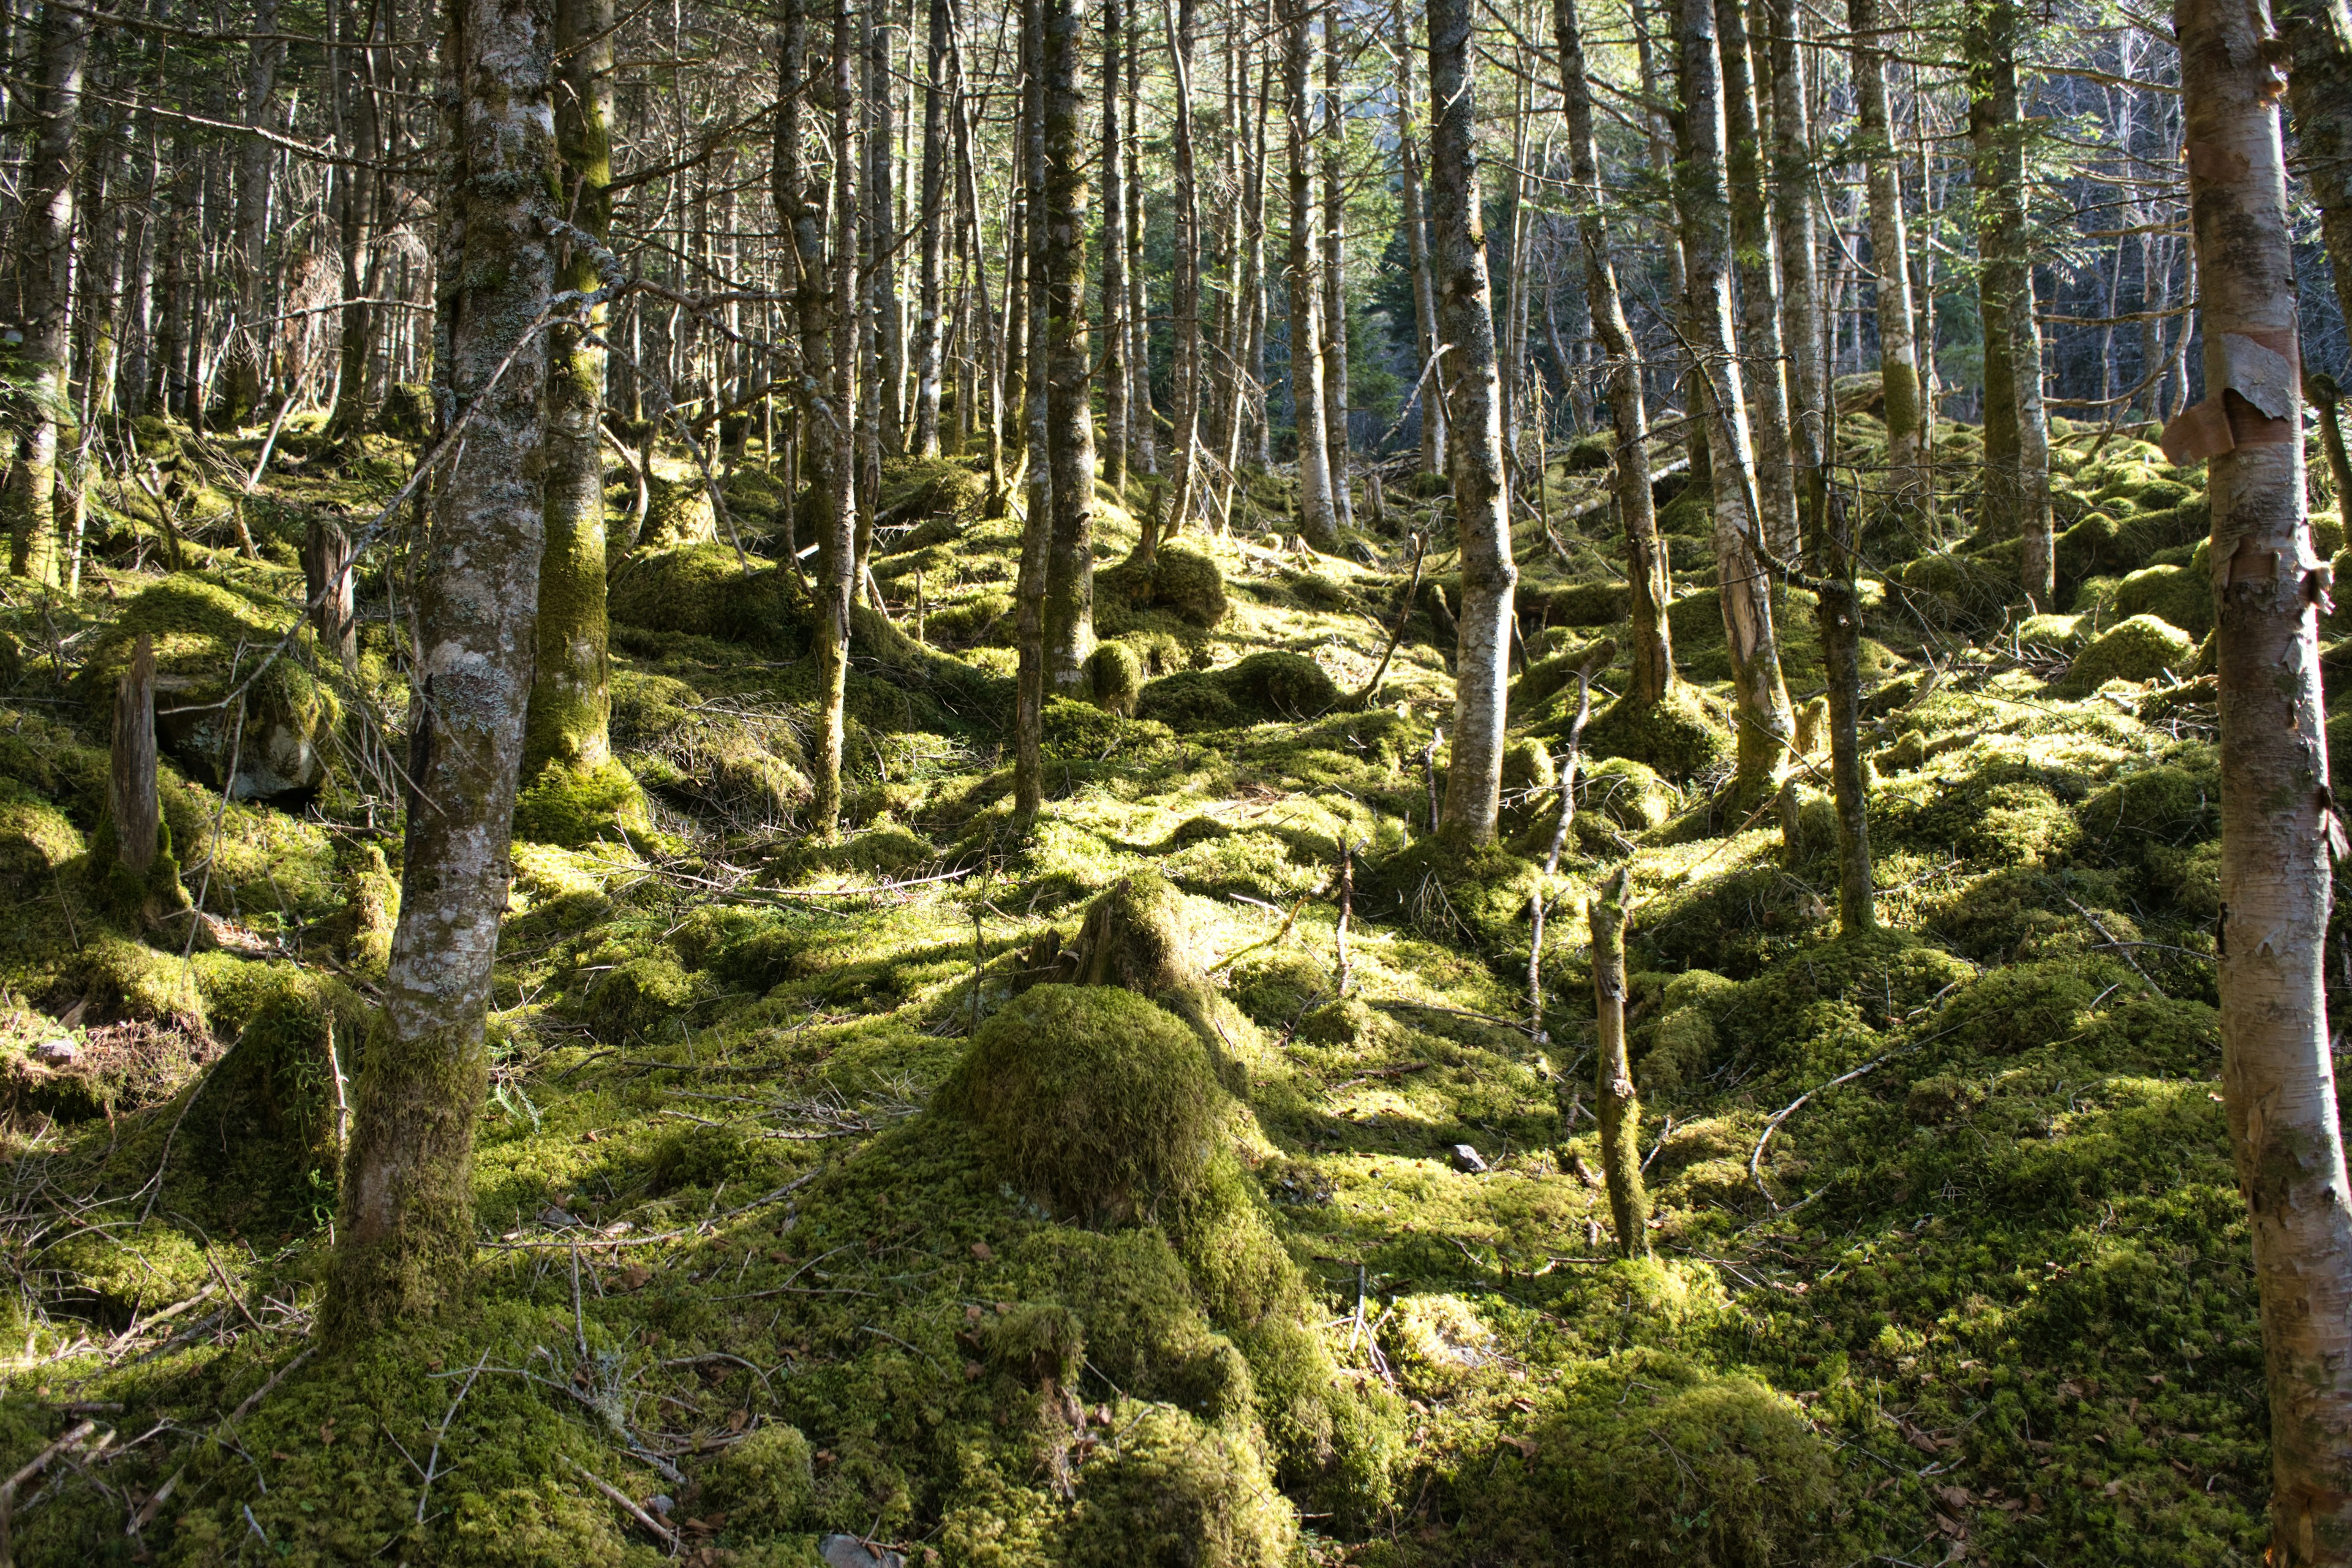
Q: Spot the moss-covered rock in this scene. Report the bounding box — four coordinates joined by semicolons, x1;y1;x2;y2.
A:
608;544;804;650
78;574;341;801
0;786;85;902
2113;561;2214;638
641;473;717;549
2060;613;2196;693
1099;545;1230;628
1135;651;1340;733
1583;686;1731;782
512;757;652;849
1088;639;1145;716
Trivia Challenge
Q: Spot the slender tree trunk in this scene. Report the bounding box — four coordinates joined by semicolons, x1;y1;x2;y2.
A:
1676;0;1794;802
1817;487;1874;932
524;0;619;790
1558;0;1672;707
1764;0;1825;552
1042;0;1097;689
6;0;88;587
222;0;283;426
1280;0;1338;550
1427;0;1515;842
111;633;159;881
328;7;383;438
821;0;862;834
1847;0;1925;517
326;0;556;1341
1392;0;1444;478
1166;0;1206;531
1015;0;1050;822
1125;16;1156;477
867;0;904;457
1100;0;1129;491
2275;0;2352;341
913;0;951;456
1319;23;1351;529
1969;0;2054;606
1714;0;1797;560
2177;0;2352;1551
1589;868;1650;1256
950;31;1007;499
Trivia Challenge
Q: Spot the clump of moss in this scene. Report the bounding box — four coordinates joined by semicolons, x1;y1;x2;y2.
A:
641;474;718;548
1359;836;1550;963
707;1422;815;1525
936;984;1226;1223
2059;613;2196;693
1580;756;1678;831
512;757;652;849
0;786;84;902
579;948;701;1041
1583;686;1730;782
77;574;342;801
1136;651;1340;733
2113;560;2213;638
608;545;805;650
1458;1352;1830;1567
1099;545;1229;628
1061;1405;1295;1568
1087;639;1146;715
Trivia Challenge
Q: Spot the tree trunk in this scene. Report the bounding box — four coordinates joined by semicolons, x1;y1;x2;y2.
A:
326;0;556;1341
6;0;88;587
1714;0;1798;561
1817;486;1874;932
1319;25;1352;530
819;0;862;835
1556;0;1672;706
1675;0;1794;802
913;0;951;457
524;0;619;787
2275;0;2352;343
867;0;905;458
1763;0;1826;553
1281;0;1338;551
327;3;383;439
222;0;284;427
1589;867;1650;1256
1014;0;1050;823
1847;0;1925;518
1099;0;1129;492
302;518;360;674
1125;15;1156;477
1427;0;1515;842
1968;0;2054;607
2180;0;2352;1551
1391;0;1443;478
1042;0;1097;690
1166;0;1206;533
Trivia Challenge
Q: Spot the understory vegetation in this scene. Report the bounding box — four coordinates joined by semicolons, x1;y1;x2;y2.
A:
0;402;2316;1565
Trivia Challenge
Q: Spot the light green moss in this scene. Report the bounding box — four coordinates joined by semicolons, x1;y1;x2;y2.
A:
2060;613;2196;693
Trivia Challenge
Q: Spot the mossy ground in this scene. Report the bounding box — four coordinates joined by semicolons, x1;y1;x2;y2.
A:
0;415;2294;1565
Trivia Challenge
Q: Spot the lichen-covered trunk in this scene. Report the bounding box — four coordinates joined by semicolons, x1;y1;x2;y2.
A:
1968;0;2054;607
1280;0;1338;552
2277;0;2352;336
2181;0;2352;1553
1125;18;1156;478
1764;0;1826;552
816;0;862;837
1846;0;1924;517
1556;0;1671;706
1426;0;1515;843
1041;0;1096;691
524;0;618;785
1099;0;1129;492
6;0;88;587
913;0;951;458
1165;0;1205;532
1713;0;1798;562
1675;0;1793;801
325;0;556;1341
866;1;904;459
1816;566;1874;932
1014;0;1049;823
1589;870;1649;1256
328;14;383;438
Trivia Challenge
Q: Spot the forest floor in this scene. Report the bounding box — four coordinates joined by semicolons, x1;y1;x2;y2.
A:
0;400;2315;1566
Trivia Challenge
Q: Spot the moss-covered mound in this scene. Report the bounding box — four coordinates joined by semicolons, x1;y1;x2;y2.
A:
608;543;804;649
1135;651;1340;732
2060;613;2196;693
1099;545;1230;628
937;985;1227;1223
77;574;341;801
1583;685;1731;782
1061;1406;1295;1567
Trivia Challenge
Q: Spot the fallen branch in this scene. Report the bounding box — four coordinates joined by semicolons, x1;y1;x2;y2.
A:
1749;1047;1915;1208
560;1454;676;1547
1;1420;99;1566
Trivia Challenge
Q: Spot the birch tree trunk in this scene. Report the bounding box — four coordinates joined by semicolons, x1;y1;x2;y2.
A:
1392;0;1443;478
1675;0;1794;802
1041;0;1097;690
1714;0;1798;561
1763;0;1825;550
6;0;88;588
867;0;905;457
913;0;951;457
1280;0;1338;551
1319;26;1352;530
1590;868;1651;1256
1556;0;1672;706
1166;0;1205;530
1847;0;1925;519
1125;17;1156;477
1099;0;1129;491
1014;0;1050;821
2274;0;2352;339
2179;0;2352;1551
326;0;556;1340
222;0;284;427
1427;0;1515;842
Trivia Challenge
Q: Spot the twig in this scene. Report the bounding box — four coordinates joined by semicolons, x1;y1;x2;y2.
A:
1;1419;99;1566
1750;1047;1914;1208
416;1352;489;1523
560;1454;676;1547
2063;896;2164;998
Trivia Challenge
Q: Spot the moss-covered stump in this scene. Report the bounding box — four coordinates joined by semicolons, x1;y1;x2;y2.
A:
77;574;342;802
511;756;654;850
937;984;1226;1225
608;543;804;650
1134;651;1340;733
1098;545;1230;628
641;473;718;549
2059;613;2196;694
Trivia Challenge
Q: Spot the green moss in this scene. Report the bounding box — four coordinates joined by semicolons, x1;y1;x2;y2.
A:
1099;545;1230;628
512;756;651;849
2060;614;2196;693
1457;1353;1831;1566
1135;652;1340;733
937;985;1226;1223
608;544;805;650
0;786;83;901
2018;612;2091;650
709;1423;816;1524
1061;1404;1294;1568
579;948;703;1041
1583;686;1731;783
2113;562;2213;638
1086;639;1146;715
